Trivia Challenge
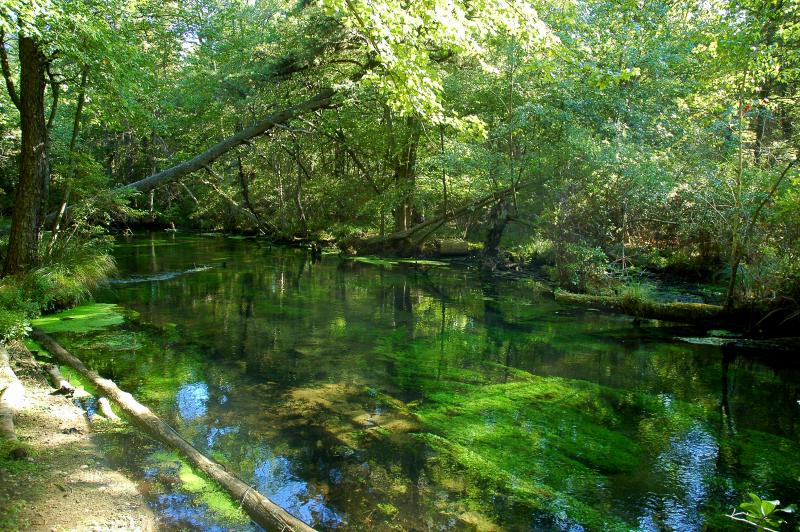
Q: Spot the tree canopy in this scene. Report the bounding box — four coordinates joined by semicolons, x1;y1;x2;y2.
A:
0;0;798;306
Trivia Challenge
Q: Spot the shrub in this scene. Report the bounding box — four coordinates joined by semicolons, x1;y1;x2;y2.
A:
0;236;115;340
544;243;611;292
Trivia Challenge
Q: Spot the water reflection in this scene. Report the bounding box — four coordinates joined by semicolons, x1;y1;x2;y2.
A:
176;382;209;421
254;452;346;528
206;425;238;448
153;493;242;532
639;423;719;531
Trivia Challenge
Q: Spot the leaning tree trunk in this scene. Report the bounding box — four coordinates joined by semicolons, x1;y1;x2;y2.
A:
43;88;335;227
342;183;531;256
3;36;49;276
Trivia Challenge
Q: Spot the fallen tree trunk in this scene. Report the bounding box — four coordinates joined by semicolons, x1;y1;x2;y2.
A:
0;345;26;456
551;291;794;332
555;291;724;323
97;397;120;422
32;330;316;532
44;89;335;226
342;182;532;256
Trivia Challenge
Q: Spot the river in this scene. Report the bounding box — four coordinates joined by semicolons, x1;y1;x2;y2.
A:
39;233;800;531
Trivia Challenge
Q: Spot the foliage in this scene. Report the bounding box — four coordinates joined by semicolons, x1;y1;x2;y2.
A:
0;236;115;339
1;0;795;307
728;493;796;531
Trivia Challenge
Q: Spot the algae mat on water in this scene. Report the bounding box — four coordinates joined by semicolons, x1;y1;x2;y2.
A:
33;304;127;333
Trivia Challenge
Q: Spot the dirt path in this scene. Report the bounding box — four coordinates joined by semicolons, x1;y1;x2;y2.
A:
0;343;155;531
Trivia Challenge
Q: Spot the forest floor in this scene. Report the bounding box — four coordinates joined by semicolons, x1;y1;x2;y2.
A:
0;342;155;531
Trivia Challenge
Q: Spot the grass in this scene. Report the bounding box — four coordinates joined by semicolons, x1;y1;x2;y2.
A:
0;239;116;341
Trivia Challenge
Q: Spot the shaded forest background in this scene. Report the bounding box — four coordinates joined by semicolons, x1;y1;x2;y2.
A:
0;0;798;313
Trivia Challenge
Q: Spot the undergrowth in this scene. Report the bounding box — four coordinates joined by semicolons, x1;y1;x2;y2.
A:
0;235;115;341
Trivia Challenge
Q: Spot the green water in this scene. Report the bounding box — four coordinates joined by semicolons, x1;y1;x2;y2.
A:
42;234;800;531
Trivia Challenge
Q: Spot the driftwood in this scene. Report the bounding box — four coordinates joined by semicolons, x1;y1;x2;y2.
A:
45;363;76;395
32;330;316;532
0;345;26;456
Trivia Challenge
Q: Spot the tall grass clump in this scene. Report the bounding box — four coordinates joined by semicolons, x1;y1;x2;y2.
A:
617;281;654;315
0;232;115;341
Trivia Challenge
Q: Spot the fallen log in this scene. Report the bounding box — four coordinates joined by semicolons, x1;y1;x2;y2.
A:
341;182;534;256
0;345;27;457
32;330;315;532
44;363;76;395
555;290;749;327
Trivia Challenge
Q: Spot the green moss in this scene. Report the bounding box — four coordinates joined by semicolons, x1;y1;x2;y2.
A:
555;290;722;317
177;461;249;523
32;303;125;333
23;338;48;357
0;501;24;530
377;502;399;517
0;440;36;470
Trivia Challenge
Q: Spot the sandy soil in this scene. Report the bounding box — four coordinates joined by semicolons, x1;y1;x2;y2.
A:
0;343;156;531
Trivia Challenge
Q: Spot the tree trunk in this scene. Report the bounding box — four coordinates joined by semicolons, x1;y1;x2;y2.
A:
49;66;89;254
44;363;76;395
3;36;49;276
97;397;121;421
391;116;421;232
342;183;530;256
32;330;316;532
481;198;510;271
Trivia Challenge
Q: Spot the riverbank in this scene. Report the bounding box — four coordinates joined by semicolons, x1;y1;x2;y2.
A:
0;341;155;531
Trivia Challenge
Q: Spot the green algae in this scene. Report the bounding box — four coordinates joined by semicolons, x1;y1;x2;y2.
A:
58;364;94;396
376;502;399;517
23;338;48;357
147;450;249;524
371;324;731;529
70;330;144;351
32;303;126;333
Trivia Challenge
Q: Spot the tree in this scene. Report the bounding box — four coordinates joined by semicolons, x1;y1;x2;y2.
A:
1;4;52;275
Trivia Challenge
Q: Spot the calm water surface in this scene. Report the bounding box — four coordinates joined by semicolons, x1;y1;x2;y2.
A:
50;234;800;531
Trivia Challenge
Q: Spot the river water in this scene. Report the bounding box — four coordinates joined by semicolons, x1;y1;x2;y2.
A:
43;233;800;530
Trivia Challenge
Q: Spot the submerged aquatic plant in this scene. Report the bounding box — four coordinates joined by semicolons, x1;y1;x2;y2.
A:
32;303;125;333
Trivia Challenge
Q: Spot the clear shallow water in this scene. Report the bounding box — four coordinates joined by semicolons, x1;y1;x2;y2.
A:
49;234;799;530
